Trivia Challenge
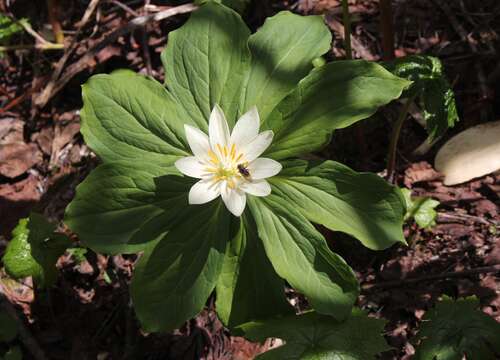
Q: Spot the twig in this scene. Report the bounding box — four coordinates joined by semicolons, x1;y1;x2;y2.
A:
34;0;101;111
0;291;49;360
47;0;65;44
0;43;64;52
19;21;53;46
141;0;153;76
341;0;352;59
326;16;378;60
362;264;500;292
386;94;416;183
379;0;395;61
34;3;197;108
437;212;497;226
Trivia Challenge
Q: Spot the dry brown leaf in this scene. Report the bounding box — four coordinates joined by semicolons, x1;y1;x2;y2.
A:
435;121;500;185
0;142;42;178
404;161;441;187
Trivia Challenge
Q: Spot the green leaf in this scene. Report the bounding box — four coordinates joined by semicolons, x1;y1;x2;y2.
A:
384;55;442;94
130;201;230;332
271;160;406;250
264;60;410;160
383;55;458;139
162;2;251;128
415;296;500;360
2;213;70;287
0;15;24;43
2;346;22;360
237;309;390;359
65;162;192;255
216;215;292;328
81;70;191;165
423;77;458;139
401;188;440;229
248;195;359;321
66;247;88;264
0;311;17;342
241;11;331;122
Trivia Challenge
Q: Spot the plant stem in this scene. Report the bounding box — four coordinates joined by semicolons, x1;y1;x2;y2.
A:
47;0;65;44
386;95;416;182
0;43;64;52
379;0;395;60
341;0;352;59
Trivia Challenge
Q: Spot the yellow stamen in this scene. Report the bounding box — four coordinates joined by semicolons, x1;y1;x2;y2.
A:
204;167;217;173
216;144;224;156
235;153;243;162
230;144;236;159
208;150;219;165
227;179;235;189
223;145;228;157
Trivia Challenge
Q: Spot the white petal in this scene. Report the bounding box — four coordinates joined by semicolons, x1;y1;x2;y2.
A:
188;180;221;205
241;130;274;162
240;180;271;197
230;106;260;148
248;158;282;180
209;104;230;150
175;157;207;179
185;125;210;161
221;186;246;217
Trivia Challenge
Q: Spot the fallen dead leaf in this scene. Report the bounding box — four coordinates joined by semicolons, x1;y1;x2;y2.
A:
50;120;80;167
0;118;24;144
0;142;42;178
404;161;442;188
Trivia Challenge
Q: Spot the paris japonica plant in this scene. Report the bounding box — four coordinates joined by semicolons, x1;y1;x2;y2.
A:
65;1;411;331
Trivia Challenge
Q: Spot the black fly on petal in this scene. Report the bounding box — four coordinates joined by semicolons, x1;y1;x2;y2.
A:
237;163;250;178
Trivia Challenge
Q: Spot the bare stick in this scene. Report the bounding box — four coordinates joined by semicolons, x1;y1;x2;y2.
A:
362;264;500;291
327;17;378;60
379;0;395;61
341;0;352;59
0;43;64;52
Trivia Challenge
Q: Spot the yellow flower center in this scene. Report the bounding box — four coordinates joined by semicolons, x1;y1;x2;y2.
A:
204;143;247;189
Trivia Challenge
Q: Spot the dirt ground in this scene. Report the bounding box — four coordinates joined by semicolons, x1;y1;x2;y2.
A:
0;0;499;359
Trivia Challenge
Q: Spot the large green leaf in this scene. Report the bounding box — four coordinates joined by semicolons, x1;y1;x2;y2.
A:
65;162;192;254
130;202;230;332
237;309;390;359
162;2;251;128
81;70;191;165
248;195;359;321
264;60;410;160
271;160;406;250
216;215;292;328
2;213;70;287
384;55;458;139
241;11;331;121
415;296;500;360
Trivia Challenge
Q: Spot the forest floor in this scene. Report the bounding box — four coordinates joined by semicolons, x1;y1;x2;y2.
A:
0;0;499;359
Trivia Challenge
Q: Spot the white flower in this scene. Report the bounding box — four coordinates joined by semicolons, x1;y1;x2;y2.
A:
175;104;282;217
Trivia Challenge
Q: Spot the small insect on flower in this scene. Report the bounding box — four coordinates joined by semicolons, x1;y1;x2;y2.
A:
237;163;250;178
